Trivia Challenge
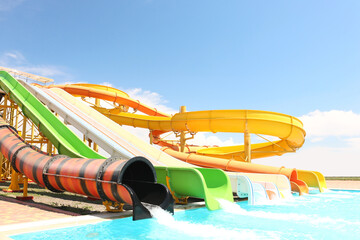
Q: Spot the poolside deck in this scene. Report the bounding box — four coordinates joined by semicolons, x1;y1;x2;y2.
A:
0;196;79;226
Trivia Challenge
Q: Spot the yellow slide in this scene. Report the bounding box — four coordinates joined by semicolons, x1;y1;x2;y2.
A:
45;84;327;193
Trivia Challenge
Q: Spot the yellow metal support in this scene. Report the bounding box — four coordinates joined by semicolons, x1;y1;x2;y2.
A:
14;105;19;130
3;168;22;192
93;142;99;152
47;139;53;155
179;106;186;152
165;176;189;204
9;100;15;126
0;152;4;182
102;201;124;212
244;121;251;163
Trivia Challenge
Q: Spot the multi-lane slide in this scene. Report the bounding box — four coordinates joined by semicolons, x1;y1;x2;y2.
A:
36;85;295;200
21;82;234;210
47;84;326;193
0;71;174;220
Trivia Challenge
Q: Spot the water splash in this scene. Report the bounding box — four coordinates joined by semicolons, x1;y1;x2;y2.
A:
217;199;360;227
147;205;280;240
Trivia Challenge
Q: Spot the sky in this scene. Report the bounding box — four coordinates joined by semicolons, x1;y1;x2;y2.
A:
1;0;360;176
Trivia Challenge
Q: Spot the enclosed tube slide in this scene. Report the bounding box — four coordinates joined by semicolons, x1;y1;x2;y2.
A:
0;117;174;220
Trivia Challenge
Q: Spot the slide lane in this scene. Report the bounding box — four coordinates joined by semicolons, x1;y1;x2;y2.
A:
25;85;234;210
0;71;101;159
0;117;174;220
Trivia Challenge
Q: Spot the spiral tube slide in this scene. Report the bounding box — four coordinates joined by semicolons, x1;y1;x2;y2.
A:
0;117;174;220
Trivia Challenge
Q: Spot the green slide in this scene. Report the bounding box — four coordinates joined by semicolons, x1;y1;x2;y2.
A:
0;71;102;159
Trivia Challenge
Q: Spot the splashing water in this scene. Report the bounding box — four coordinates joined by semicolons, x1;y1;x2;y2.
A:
217;198;360;227
147;205;280;240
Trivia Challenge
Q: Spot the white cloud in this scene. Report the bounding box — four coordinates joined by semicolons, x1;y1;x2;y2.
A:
0;0;24;12
251;109;360;176
187;133;237;147
100;82;113;87
300;110;360;138
254;145;360;176
345;138;360;148
125;88;178;115
0;51;72;81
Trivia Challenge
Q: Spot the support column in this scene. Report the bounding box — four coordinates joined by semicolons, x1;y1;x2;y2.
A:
244;121;251;163
179;106;186;152
16;116;33;200
47;139;53;155
93;98;100;152
0;153;4;182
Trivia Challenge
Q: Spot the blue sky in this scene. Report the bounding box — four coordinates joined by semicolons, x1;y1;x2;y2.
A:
1;0;360;176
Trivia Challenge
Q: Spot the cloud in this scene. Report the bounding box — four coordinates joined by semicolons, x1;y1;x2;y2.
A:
125;88;178;115
0;0;25;12
252;109;360;176
300;110;360;138
255;145;360;176
0;50;72;81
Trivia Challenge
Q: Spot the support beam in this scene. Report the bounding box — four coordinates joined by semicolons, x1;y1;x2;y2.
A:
244;122;251;163
179;106;186;152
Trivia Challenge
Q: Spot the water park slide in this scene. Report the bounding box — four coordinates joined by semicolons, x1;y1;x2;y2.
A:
22;83;234;210
0;71;174;220
43;87;292;200
38;86;294;200
227;172;291;199
46;84;321;193
0;117;173;220
66;84;327;193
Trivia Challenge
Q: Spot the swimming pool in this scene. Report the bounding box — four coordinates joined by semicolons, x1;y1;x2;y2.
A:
10;190;360;240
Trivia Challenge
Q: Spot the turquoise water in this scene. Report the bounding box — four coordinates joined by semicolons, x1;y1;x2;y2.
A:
11;190;360;240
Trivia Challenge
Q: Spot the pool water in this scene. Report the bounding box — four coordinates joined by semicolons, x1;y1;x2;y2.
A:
11;190;360;240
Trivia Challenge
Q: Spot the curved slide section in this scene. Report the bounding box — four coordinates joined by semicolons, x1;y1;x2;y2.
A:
45;84;170;117
0;117;174;220
162;147;309;195
25;85;234;210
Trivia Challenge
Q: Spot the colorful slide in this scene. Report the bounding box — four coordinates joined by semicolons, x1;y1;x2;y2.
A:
20;81;234;210
46;84;326;194
31;85;292;202
0;71;174;220
36;86;289;200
